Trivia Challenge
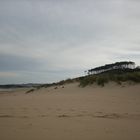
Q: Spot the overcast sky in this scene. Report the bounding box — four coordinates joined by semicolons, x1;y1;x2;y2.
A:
0;0;140;84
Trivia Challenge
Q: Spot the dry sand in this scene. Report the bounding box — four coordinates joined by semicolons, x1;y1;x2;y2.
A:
0;83;140;140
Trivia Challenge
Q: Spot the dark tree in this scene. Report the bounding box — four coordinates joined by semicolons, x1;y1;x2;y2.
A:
87;61;135;75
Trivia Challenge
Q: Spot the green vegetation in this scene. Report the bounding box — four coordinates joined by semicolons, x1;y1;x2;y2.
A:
87;61;135;75
25;61;140;93
26;89;35;94
79;69;140;87
58;78;74;85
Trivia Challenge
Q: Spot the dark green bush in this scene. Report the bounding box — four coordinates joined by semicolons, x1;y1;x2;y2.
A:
79;71;140;87
26;89;35;94
126;72;140;82
79;76;96;87
96;76;109;87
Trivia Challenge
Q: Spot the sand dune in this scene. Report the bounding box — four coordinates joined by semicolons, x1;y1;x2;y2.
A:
0;83;140;140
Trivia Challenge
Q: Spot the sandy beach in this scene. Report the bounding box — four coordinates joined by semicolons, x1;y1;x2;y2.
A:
0;83;140;140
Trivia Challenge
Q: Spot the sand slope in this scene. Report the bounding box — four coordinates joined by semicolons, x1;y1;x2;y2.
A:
0;83;140;140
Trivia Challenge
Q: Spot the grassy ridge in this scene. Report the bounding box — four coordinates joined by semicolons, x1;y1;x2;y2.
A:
40;69;140;88
26;68;140;93
79;69;140;87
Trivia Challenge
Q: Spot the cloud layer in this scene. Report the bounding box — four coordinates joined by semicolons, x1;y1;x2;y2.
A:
0;0;140;84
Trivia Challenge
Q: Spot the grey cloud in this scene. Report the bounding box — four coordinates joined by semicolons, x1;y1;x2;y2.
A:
0;53;44;71
0;0;140;84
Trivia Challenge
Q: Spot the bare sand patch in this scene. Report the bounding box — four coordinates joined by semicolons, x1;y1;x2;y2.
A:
0;83;140;140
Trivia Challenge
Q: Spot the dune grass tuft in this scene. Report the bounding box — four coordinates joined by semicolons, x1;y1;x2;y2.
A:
79;69;140;87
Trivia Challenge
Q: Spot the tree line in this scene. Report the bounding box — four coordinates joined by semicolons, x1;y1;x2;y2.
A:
87;61;135;75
